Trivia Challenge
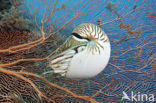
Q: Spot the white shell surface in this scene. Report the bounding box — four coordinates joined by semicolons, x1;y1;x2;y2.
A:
66;40;111;78
49;23;111;78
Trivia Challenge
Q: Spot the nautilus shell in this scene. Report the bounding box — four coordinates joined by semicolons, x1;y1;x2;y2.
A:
48;23;111;78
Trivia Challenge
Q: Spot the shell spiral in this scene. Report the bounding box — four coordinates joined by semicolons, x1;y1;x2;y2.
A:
72;23;109;42
72;23;110;55
66;23;111;78
48;23;111;78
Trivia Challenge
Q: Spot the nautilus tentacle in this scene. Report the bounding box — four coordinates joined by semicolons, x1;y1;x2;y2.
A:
48;36;88;75
48;23;111;78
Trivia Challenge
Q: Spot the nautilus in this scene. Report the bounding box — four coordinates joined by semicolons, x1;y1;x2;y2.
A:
48;23;111;78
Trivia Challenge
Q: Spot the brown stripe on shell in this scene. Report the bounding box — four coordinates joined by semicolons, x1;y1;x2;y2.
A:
72;23;109;55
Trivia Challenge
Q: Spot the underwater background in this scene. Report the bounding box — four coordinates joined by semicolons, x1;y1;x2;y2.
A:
0;0;155;103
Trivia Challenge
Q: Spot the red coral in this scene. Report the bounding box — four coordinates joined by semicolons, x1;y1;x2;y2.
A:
0;29;29;49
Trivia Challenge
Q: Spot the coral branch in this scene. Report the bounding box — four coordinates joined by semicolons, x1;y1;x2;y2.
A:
0;58;47;68
0;67;44;101
42;0;58;24
0;37;44;53
137;55;155;72
0;0;79;56
108;63;123;71
111;42;155;58
18;71;97;103
0;47;58;67
46;12;81;39
0;0;59;53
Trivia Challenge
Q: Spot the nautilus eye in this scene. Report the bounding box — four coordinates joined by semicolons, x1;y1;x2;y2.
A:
72;33;90;41
48;23;111;78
